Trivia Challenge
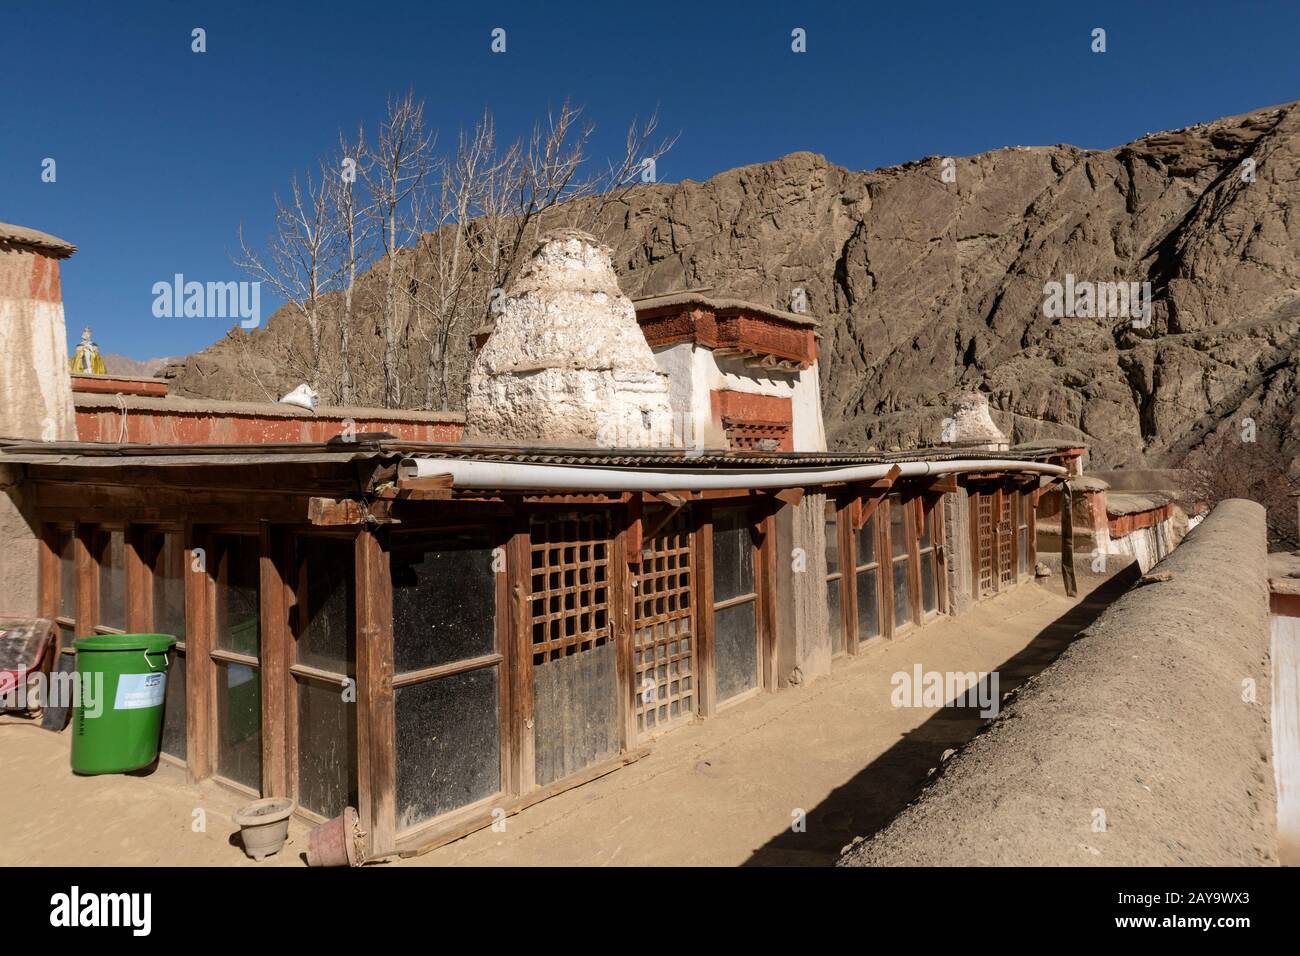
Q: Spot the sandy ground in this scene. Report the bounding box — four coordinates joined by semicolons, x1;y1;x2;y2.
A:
0;573;1121;867
843;500;1278;867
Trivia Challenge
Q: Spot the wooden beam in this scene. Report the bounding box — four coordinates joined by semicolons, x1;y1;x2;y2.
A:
625;495;644;568
506;515;535;792
307;497;365;526
395;474;454;493
922;475;958;495
773;487;804;506
355;528;396;857
259;522;290;799
184;523;213;782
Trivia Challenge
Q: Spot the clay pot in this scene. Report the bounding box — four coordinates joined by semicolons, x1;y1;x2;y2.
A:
233;797;295;861
306;806;363;867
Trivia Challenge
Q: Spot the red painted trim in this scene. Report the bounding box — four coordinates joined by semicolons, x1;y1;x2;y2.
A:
72;375;169;397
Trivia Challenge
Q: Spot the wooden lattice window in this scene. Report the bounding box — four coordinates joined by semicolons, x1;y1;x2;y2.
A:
633;510;694;735
976;493;995;595
998;492;1015;586
721;417;791;451
529;515;611;665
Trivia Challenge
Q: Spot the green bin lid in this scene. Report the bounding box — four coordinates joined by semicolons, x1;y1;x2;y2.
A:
72;633;177;653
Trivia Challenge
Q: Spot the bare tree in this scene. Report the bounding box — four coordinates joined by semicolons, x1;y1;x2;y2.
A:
234;168;339;392
401;102;677;409
327;126;370;406
1183;428;1299;550
362;91;434;408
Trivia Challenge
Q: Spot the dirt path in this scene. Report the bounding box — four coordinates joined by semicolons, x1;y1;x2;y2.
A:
0;574;1121;867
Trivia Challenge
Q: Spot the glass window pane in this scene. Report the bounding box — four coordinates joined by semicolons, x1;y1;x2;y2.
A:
98;531;125;630
828;578;844;654
892;558;911;627
391;531;496;673
824;501;839;574
297;677;358;817
214;535;260;657
856;567;880;640
216;661;261;790
1018;528;1028;576
890;500;908;558
159;650;186;760
297;538;355;674
712;509;755;602
921;553;937;614
56;529;75;619
855;513;877;567
395;667;500;828
152;532;186;643
714;601;758;701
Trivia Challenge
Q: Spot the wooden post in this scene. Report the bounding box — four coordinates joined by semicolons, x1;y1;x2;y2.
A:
759;510;779;691
506;514;535;792
1061;481;1078;597
184;523;213;782
259;521;290;799
842;497;859;652
124;524;151;633
73;523;97;638
694;505;716;717
355;527;395;857
611;510;635;751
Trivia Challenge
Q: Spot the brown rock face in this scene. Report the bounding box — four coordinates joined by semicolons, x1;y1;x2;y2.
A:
163;101;1300;470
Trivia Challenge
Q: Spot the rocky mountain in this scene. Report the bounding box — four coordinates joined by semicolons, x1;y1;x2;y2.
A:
162;101;1300;471
102;354;179;378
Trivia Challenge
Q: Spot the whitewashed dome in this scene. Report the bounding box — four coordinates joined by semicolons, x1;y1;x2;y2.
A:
467;229;676;448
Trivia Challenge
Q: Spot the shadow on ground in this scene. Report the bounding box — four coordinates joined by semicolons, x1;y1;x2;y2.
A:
742;565;1141;867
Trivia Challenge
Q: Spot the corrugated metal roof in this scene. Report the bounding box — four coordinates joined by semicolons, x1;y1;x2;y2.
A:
0;436;1082;470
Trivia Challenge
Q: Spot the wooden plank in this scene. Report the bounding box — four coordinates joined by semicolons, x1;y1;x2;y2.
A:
354;528;396;857
856;488;888;530
395;474;454;493
392;746;651;860
184;523;213;782
258;521;289;799
307;497;364;526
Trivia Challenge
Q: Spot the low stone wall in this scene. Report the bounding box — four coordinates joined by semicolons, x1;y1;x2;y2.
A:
73;393;464;444
840;498;1276;866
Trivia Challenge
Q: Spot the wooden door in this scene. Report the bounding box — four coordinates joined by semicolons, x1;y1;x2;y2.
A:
632;508;696;738
528;513;620;787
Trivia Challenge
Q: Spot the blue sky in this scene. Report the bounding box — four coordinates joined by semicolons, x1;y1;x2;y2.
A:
2;0;1297;361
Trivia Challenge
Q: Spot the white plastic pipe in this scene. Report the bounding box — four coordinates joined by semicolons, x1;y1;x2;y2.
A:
399;455;1066;493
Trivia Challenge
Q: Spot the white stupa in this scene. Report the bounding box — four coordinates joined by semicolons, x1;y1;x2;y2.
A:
466;229;676;448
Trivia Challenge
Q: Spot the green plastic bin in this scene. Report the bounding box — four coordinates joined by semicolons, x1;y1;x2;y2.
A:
71;633;177;774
